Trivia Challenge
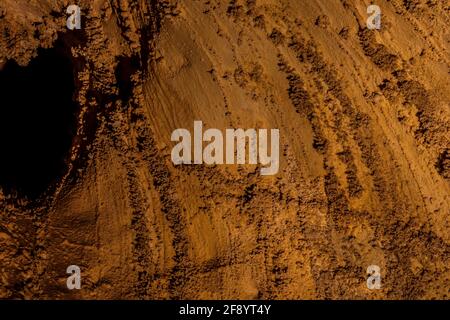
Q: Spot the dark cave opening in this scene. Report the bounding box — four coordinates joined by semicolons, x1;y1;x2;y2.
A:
0;43;77;199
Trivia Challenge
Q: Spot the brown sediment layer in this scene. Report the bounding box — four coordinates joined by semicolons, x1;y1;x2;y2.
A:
0;0;448;299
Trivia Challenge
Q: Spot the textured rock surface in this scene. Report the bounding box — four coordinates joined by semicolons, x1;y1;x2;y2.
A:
0;0;448;299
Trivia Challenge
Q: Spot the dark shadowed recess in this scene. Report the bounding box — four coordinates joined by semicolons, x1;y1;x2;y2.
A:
0;40;77;199
115;55;140;103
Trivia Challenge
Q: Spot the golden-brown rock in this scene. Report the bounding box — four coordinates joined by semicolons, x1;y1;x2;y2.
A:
0;0;448;299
